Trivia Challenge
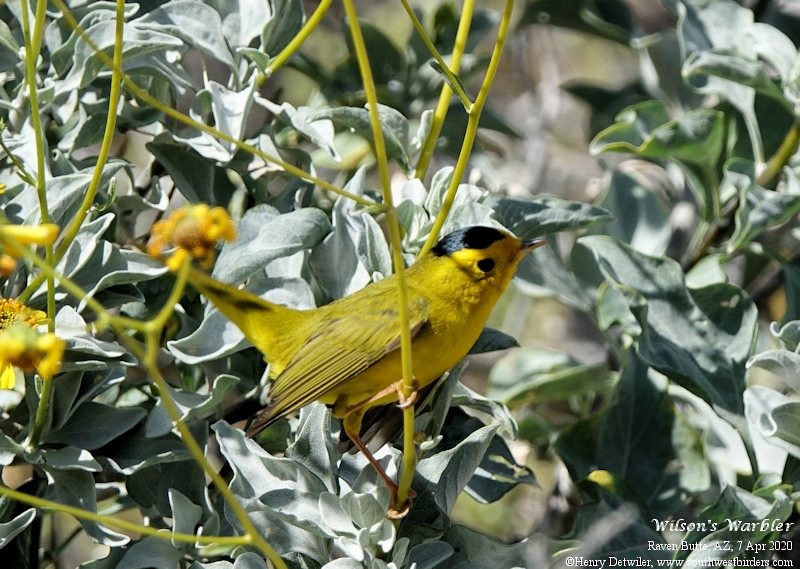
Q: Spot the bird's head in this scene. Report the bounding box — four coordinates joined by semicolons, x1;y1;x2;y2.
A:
426;226;546;293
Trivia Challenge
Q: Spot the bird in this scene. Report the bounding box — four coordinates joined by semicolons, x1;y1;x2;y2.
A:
189;225;545;511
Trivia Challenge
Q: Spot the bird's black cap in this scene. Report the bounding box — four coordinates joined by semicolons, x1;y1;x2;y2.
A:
432;226;508;256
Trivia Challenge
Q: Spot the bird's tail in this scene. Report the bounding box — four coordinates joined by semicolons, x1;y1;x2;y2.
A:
187;268;299;363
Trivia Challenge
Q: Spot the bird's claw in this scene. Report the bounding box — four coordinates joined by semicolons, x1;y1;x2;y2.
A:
395;378;419;410
387;488;417;520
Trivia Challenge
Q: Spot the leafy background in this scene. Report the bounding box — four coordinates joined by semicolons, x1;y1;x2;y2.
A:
1;0;799;567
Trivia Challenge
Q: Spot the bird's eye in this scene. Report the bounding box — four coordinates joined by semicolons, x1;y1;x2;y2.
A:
477;258;495;272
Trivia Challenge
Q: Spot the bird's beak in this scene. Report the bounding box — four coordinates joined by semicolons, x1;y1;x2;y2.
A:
521;238;547;252
516;237;547;260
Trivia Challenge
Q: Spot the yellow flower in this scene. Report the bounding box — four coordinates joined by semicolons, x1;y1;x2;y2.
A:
0;299;55;390
147;204;236;271
0;325;64;387
0;297;47;331
0;222;59;259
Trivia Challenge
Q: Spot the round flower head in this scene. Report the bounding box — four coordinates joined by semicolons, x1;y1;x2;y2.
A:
0;299;56;390
147;204;236;271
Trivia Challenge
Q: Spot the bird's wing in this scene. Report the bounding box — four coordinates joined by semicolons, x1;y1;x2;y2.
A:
247;295;428;434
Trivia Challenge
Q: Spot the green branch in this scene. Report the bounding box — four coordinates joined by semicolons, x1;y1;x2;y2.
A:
418;0;515;256
0;485;253;548
413;0;475;179
342;0;417;511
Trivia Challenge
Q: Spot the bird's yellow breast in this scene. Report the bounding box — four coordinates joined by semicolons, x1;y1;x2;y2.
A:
321;254;506;413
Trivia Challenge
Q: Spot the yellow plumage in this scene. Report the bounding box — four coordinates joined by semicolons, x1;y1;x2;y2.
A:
189;225;543;508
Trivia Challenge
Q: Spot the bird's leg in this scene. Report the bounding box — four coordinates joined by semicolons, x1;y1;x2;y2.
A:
339;379;421;519
341;410;407;518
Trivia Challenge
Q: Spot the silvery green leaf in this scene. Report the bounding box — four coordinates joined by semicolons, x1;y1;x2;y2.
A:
464;430;537;504
683;50;786;104
747;349;800;392
439;525;526;569
594;161;672;256
169;276;314;363
452;380;517;439
670;384;751;479
769;320;800;351
558;352;708;515
259;99;339;160
725;161;800;253
57;213;114;277
489;348;611;405
212;206;331;284
764;400;800;458
231;553;270;569
146;374;239;437
0;123;40;189
46;402;146;450
410;109;434;158
67;245;167;310
488;195;614;240
204;0;273;48
48;3;141;74
261;0;304;56
0;433;25;465
169;489;203;546
309;170;375;299
40;446;102;472
146;135;239;204
175;80;255;162
100;424;193;475
135;0;234;67
117;534;185;569
55;306;135;371
416;423;497;513
309;105;412;170
341;491;386;530
321;560;362;569
58;19;185;94
127;455;209;517
405;541;453;569
198;553;270;569
685;254;728;288
745;386;788;475
318;492;357;538
10;166;123;226
0;508;36;549
0;19;20;72
44;468;129;545
285;404;339;492
468;327;519;354
516;242;595;312
577;236;757;415
213;421;328;560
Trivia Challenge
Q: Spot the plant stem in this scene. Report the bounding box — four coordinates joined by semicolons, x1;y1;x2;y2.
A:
342;0;418;511
115;259;288;568
758;119;800;188
54;0;125;262
0;485;253;547
20;0;57;449
412;0;475;180
262;0;333;80
418;0;515;256
401;0;472;111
